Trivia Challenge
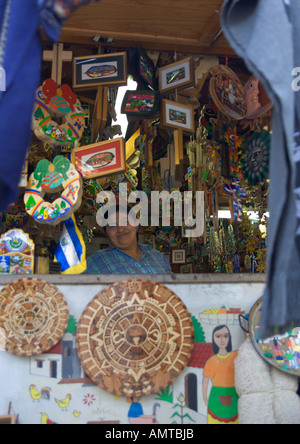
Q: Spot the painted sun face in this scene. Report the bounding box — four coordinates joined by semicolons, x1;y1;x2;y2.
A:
243;130;271;185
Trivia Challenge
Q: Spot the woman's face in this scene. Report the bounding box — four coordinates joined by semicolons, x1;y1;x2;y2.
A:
106;211;138;250
213;327;230;351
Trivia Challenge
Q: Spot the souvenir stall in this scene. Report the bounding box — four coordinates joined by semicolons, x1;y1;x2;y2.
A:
0;0;299;426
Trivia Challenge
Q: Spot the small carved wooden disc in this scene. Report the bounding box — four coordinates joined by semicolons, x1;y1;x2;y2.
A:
0;278;69;357
76;279;194;400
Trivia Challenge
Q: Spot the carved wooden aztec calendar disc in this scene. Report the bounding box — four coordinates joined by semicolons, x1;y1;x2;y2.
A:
0;278;69;357
76;279;194;400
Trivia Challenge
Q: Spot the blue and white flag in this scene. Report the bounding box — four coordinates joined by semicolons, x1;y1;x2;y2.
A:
54;215;86;274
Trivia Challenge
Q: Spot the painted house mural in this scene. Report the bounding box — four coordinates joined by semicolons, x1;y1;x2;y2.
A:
0;284;256;425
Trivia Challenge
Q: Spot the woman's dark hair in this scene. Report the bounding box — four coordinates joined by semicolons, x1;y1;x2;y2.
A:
103;204;139;241
103;204;134;232
212;325;232;355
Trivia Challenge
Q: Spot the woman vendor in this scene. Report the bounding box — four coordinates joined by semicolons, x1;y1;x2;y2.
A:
83;205;171;275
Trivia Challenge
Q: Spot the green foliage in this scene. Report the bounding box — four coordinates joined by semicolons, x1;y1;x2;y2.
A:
66;315;78;334
155;386;173;403
192;315;206;343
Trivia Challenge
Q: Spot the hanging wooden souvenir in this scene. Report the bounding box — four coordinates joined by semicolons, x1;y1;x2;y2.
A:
185;166;196;191
24;155;82;225
76;279;194;401
73;52;128;89
0;278;69;357
203;145;221;187
198;103;218;143
6;202;29;229
136;46;157;90
32;79;85;147
224;180;248;222
243;75;273;128
242;130;271;185
0;229;34;275
224;126;242;178
209;65;246;120
158;57;195;94
162;99;195;134
121;90;160;117
72;138;126;180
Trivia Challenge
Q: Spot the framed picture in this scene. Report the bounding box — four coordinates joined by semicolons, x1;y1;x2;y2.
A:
180;263;193;274
162;99;195;133
72;137;126;179
136;46;157;90
171;249;186;265
73;52;127;89
121;90;161;116
159;57;195;94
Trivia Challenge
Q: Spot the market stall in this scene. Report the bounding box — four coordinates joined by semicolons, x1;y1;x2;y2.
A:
0;0;299;426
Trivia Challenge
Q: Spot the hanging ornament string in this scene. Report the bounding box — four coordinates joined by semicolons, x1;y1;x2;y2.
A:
0;0;12;69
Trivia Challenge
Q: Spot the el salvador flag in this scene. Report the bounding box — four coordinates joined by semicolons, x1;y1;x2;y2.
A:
54;215;86;274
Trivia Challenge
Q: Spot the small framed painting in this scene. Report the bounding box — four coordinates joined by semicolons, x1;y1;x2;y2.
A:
180;263;193;274
72;137;126;179
171;248;186;265
73;52;127;89
162;99;195;133
121;90;160;116
137;46;157;90
159;57;195;94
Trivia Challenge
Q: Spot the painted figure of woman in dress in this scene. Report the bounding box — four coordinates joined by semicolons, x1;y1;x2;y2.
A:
202;325;239;424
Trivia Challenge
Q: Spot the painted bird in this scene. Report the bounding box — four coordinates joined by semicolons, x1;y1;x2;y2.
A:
41;413;58;425
29;385;51;402
73;410;81;418
55;394;72;410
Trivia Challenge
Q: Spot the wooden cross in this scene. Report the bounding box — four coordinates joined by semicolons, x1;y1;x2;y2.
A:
43;43;73;86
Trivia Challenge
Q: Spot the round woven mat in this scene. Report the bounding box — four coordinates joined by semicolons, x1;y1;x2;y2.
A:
76;279;194;400
0;278;69;357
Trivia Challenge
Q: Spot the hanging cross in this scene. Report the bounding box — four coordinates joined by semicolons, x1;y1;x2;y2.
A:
185;166;196;191
224;180;248;222
43;43;73;86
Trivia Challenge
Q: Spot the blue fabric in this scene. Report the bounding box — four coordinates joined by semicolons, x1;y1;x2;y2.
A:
128;402;144;418
0;0;42;210
0;0;99;211
83;244;172;275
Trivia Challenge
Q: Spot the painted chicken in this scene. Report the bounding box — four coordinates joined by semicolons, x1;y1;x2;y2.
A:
29;385;51;402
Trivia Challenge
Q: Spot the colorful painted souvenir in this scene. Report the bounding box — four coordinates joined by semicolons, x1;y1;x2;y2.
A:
6;203;29;229
209;65;246;120
121;90;160;116
0;229;34;275
24;155;82;225
243;76;273;122
242;130;270;185
32;78;85;147
198;103;218;142
224;180;248;222
136;46;157;89
224;126;242;178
